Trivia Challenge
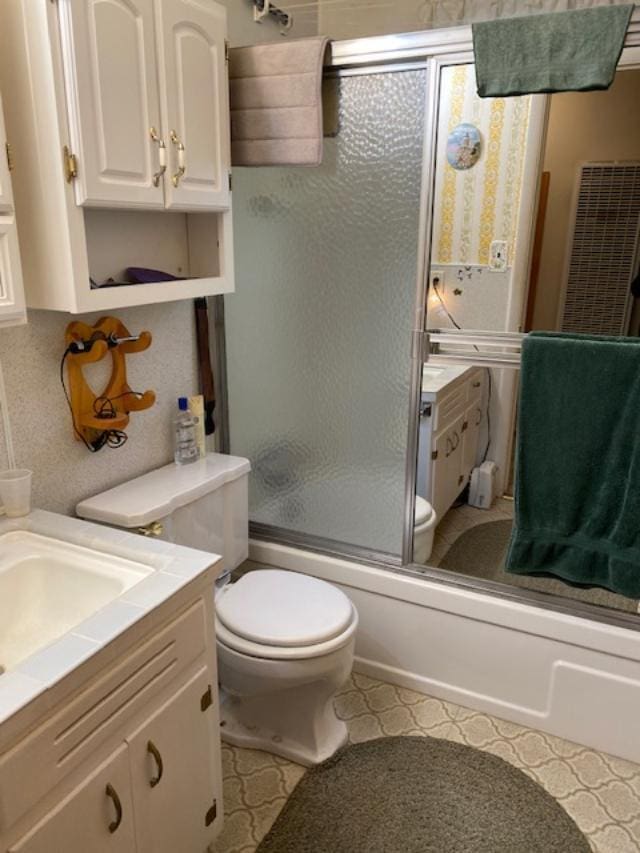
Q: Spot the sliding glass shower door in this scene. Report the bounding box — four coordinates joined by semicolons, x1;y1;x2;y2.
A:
224;69;427;557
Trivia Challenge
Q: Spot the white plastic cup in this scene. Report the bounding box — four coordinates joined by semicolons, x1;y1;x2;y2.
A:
0;469;33;518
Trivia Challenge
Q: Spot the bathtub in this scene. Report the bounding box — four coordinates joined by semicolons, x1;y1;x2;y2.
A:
250;539;640;763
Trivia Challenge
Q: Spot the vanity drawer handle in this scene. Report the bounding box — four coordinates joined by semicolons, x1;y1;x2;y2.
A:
106;783;123;834
472;380;481;388
445;437;452;457
147;740;164;788
475;407;482;426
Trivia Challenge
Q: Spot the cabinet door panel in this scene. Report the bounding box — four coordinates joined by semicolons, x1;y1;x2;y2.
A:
0;94;26;326
462;401;483;481
127;667;222;853
59;0;164;208
431;413;465;520
9;746;135;853
157;0;230;210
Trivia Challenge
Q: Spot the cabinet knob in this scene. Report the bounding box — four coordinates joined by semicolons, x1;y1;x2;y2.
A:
147;740;164;788
105;783;123;834
170;130;186;187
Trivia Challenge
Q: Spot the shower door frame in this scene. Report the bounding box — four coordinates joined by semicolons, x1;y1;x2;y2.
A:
216;14;640;632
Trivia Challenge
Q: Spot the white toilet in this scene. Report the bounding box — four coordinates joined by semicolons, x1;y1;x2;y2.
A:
414;495;437;563
76;452;358;766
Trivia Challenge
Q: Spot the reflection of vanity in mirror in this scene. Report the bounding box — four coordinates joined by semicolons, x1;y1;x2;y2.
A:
415;58;640;616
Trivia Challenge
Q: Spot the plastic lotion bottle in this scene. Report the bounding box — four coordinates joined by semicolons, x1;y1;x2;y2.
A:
174;397;199;465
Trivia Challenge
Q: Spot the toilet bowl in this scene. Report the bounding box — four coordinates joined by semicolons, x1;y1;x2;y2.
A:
414;495;437;563
215;568;358;766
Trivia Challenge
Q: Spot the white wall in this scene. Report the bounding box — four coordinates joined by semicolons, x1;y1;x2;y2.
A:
316;0;634;41
220;0;317;46
532;68;640;330
0;304;198;515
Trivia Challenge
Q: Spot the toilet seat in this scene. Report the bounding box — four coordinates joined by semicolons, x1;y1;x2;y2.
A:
216;569;354;646
414;495;434;527
216;570;358;660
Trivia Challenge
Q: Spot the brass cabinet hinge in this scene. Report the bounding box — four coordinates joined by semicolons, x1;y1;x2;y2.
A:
461;420;468;432
63;145;78;183
5;142;14;172
228;171;232;192
225;39;229;63
200;685;213;712
431;450;438;460
205;799;217;827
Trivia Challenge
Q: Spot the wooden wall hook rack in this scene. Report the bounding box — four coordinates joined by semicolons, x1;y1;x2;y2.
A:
65;316;156;444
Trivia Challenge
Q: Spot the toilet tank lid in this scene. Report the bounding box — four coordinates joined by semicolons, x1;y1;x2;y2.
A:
76;453;251;528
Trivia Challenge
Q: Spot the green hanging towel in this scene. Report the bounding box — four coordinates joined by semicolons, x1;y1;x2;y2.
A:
506;331;640;599
472;5;634;98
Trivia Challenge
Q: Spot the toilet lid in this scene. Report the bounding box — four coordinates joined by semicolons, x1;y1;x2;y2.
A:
216;570;354;648
414;496;433;526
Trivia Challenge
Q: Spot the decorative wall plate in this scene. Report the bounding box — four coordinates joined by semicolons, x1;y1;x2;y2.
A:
446;123;482;170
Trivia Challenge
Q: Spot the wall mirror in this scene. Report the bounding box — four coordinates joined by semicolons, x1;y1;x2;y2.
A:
413;58;640;617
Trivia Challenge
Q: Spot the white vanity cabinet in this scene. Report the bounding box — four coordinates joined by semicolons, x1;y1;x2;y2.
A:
418;366;486;521
0;94;26;328
0;593;224;853
0;0;233;312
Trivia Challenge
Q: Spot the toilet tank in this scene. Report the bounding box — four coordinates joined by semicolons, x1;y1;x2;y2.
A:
76;453;251;573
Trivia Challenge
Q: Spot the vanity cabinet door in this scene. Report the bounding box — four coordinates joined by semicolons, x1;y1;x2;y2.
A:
58;0;165;209
156;0;230;211
126;667;222;853
8;746;136;853
431;413;466;520
462;400;483;481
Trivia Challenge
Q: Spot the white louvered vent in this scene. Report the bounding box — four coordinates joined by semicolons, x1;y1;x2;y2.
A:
560;162;640;335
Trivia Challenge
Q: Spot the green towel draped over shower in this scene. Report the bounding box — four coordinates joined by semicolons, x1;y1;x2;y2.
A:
506;332;640;599
472;5;634;98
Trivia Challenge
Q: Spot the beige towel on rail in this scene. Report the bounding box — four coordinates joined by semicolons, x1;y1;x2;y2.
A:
229;36;330;167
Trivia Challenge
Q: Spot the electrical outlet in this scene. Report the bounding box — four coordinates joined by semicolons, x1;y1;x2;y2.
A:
489;240;508;272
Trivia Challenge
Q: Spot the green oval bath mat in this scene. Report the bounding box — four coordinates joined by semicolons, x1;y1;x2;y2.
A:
256;736;589;853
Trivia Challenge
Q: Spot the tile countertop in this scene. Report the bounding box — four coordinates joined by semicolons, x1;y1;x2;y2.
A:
0;509;222;729
421;363;476;398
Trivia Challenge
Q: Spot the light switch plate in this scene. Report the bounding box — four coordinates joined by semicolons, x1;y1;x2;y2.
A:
489;240;508;271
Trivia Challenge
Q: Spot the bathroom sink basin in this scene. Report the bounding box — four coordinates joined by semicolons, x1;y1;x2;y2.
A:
0;530;152;673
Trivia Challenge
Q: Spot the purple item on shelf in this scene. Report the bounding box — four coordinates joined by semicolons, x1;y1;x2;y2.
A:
126;267;185;284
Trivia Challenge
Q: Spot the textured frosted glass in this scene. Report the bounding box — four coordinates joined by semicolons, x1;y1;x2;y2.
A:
225;71;426;556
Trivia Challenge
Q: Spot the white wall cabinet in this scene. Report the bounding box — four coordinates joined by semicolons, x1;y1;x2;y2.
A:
0;0;233;312
0;94;26;328
59;0;230;213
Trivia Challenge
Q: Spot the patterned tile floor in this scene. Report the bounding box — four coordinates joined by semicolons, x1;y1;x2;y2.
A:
213;672;640;853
